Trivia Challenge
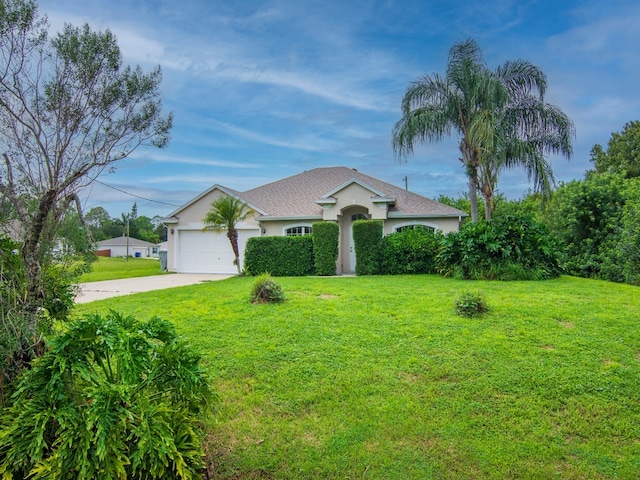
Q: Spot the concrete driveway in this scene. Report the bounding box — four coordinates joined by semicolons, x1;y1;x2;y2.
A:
75;274;234;304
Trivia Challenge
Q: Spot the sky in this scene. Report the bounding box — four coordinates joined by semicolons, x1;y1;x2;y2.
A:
39;0;640;219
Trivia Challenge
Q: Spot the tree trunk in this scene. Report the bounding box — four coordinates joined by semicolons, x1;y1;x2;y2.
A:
461;142;480;222
484;194;492;220
227;228;241;275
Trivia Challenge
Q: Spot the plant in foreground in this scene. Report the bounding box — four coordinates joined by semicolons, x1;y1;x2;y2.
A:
0;311;216;479
250;273;285;303
454;291;489;318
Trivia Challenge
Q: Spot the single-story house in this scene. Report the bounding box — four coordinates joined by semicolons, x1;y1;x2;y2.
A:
96;236;160;258
162;166;467;275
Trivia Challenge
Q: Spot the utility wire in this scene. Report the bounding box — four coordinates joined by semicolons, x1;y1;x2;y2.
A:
94;179;182;207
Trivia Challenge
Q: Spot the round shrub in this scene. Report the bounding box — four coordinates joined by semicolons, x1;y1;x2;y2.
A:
379;227;441;274
455;291;489;318
250;273;285;303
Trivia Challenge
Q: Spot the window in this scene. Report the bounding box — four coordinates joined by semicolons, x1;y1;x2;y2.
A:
351;213;369;221
395;224;435;233
151;247;159;254
285;225;312;236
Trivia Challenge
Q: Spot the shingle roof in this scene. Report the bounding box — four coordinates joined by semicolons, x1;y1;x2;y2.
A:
97;236;158;247
238;166;465;218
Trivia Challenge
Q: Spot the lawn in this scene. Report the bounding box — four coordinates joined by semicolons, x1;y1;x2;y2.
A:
78;256;168;282
73;275;640;479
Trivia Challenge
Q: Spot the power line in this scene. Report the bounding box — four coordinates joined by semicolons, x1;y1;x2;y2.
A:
94;179;182;207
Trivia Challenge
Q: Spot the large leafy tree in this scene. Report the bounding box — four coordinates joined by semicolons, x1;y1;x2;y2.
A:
393;38;573;221
590;120;640;178
0;0;172;353
203;196;252;274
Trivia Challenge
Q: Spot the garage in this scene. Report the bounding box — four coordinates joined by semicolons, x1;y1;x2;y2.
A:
177;230;237;274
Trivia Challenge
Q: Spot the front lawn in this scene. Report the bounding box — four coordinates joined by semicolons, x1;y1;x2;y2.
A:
74;275;640;479
78;256;168;282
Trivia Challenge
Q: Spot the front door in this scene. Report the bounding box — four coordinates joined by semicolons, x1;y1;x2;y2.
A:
341;208;369;273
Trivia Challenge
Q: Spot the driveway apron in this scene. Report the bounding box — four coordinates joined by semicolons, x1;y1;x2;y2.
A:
75;274;234;303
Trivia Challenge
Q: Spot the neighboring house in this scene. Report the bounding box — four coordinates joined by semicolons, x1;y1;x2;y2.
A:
162;166;467;275
96;236;160;258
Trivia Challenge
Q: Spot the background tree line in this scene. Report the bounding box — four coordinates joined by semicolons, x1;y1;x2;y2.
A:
57;202;168;253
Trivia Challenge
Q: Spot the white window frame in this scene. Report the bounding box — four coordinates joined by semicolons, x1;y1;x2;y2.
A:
283;223;313;236
393;222;438;233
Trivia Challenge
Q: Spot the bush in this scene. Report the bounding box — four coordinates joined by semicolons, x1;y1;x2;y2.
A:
352;220;383;275
437;215;561;280
312;222;339;276
244;236;314;276
379;227;441;274
250;273;285;304
0;311;215;479
454;291;489;317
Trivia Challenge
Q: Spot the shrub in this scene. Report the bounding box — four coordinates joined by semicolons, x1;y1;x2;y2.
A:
437;215;561;280
250;273;285;303
0;311;216;479
379;227;441;274
244;236;314;276
352;220;383;275
455;291;489;318
312;222;339;276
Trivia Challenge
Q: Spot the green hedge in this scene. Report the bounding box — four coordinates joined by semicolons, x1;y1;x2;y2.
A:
312;222;339;276
244;236;314;276
378;227;441;274
352;220;383;275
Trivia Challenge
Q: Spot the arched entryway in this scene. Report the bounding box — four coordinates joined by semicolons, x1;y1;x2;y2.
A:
339;206;370;274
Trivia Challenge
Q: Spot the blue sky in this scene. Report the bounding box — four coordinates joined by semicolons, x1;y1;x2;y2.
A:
40;0;640;218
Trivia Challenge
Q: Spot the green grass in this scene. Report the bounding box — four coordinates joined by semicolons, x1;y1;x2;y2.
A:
78;256;168;282
73;275;640;479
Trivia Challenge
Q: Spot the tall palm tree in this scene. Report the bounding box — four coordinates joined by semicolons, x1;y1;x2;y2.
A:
478;62;574;219
393;39;574;222
393;39;505;222
203;196;252;274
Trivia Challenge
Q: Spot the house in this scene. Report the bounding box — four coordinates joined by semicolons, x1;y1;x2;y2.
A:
96;236;160;258
162;166;467;275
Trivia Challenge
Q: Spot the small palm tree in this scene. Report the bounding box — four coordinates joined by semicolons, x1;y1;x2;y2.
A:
203;196;251;274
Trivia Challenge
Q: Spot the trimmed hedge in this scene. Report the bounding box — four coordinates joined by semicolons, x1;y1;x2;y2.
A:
244;236;314;276
352;220;383;275
312;222;339;276
379;227;441;274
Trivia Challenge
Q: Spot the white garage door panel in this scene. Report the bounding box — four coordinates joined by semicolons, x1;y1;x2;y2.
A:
178;230;236;274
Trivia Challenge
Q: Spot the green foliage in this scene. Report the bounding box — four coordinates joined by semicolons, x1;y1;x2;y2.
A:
312;222;339;276
352;220;383;275
379;227;441;274
590;120;640;178
250;273;285;304
244;236;314;276
0;311;215;479
437;215;561;280
546;173;633;282
454;291;489;317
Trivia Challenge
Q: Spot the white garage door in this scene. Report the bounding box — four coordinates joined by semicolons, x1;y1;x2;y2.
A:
177;230;236;274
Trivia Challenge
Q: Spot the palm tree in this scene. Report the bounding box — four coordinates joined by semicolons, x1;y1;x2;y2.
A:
393;39;505;222
477;62;575;219
393;39;574;222
203;196;251;274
